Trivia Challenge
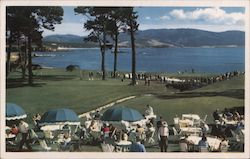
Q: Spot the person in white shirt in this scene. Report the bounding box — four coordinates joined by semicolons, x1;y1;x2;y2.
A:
18;120;32;151
145;104;154;116
158;121;169;152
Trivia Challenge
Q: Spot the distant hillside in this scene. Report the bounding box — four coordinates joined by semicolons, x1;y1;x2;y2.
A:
43;29;245;48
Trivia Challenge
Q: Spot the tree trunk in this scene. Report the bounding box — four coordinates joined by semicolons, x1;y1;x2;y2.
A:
27;35;33;85
101;32;106;80
21;36;28;80
113;33;118;78
6;31;12;77
130;20;136;85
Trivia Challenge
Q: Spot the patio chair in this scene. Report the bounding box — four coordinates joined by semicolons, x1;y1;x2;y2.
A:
172;127;179;135
44;130;55;144
101;143;115;152
220;146;229;152
179;142;188;152
38;139;51;151
199;146;209;152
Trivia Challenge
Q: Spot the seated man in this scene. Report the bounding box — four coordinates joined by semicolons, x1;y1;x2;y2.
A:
93;111;102;120
223;108;233;120
213;109;220;121
129;136;146;152
198;136;209;152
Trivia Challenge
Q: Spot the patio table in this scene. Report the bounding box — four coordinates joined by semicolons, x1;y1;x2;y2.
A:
115;140;132;152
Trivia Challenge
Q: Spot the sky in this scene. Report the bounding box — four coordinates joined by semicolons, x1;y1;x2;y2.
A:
43;7;245;36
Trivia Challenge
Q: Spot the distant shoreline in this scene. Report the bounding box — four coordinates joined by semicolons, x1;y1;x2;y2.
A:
39;45;245;52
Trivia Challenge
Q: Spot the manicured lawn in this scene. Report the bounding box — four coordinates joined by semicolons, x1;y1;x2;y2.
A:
6;68;244;125
6;69;167;121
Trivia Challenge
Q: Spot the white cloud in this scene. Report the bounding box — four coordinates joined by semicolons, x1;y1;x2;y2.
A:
145;16;151;20
43;22;89;36
159;15;170;20
169;7;245;25
169;10;186;20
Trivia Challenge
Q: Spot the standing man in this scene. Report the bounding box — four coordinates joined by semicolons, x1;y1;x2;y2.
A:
156;116;163;130
145;104;154;116
158;121;169;152
18;120;32;151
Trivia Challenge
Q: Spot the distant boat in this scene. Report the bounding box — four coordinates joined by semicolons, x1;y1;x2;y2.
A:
33;53;56;57
111;48;127;54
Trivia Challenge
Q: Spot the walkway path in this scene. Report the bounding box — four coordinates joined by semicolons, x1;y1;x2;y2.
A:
78;96;136;118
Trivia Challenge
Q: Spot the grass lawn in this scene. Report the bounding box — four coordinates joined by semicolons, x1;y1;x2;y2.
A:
6;69;167;120
6;68;244;125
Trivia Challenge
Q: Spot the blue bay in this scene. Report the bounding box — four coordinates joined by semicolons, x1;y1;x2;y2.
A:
33;47;245;73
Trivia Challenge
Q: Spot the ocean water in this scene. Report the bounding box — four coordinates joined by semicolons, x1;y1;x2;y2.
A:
33;47;245;73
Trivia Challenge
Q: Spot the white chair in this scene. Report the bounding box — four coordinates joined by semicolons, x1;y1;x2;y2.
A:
172;127;179;135
199;147;209;152
101;143;114;152
179;143;188;152
203;115;208;122
230;130;240;142
220;146;229;152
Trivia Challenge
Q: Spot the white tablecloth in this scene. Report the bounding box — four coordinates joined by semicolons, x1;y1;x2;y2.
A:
115;140;132;146
41;125;62;131
180;127;202;135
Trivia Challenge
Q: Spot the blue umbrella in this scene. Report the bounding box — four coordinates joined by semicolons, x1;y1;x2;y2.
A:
6;103;27;120
101;106;144;122
39;108;79;125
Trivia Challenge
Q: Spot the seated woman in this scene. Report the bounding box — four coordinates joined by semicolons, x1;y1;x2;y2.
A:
102;123;110;142
136;124;145;142
11;125;19;136
121;131;128;141
89;120;99;132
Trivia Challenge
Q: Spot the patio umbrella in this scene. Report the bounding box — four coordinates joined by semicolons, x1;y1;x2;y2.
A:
101;106;144;122
39;108;80;126
6;103;27;121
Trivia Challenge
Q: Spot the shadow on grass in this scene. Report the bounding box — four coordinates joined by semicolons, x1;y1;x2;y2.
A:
34;75;77;81
156;89;244;100
6;74;78;88
6;78;46;89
